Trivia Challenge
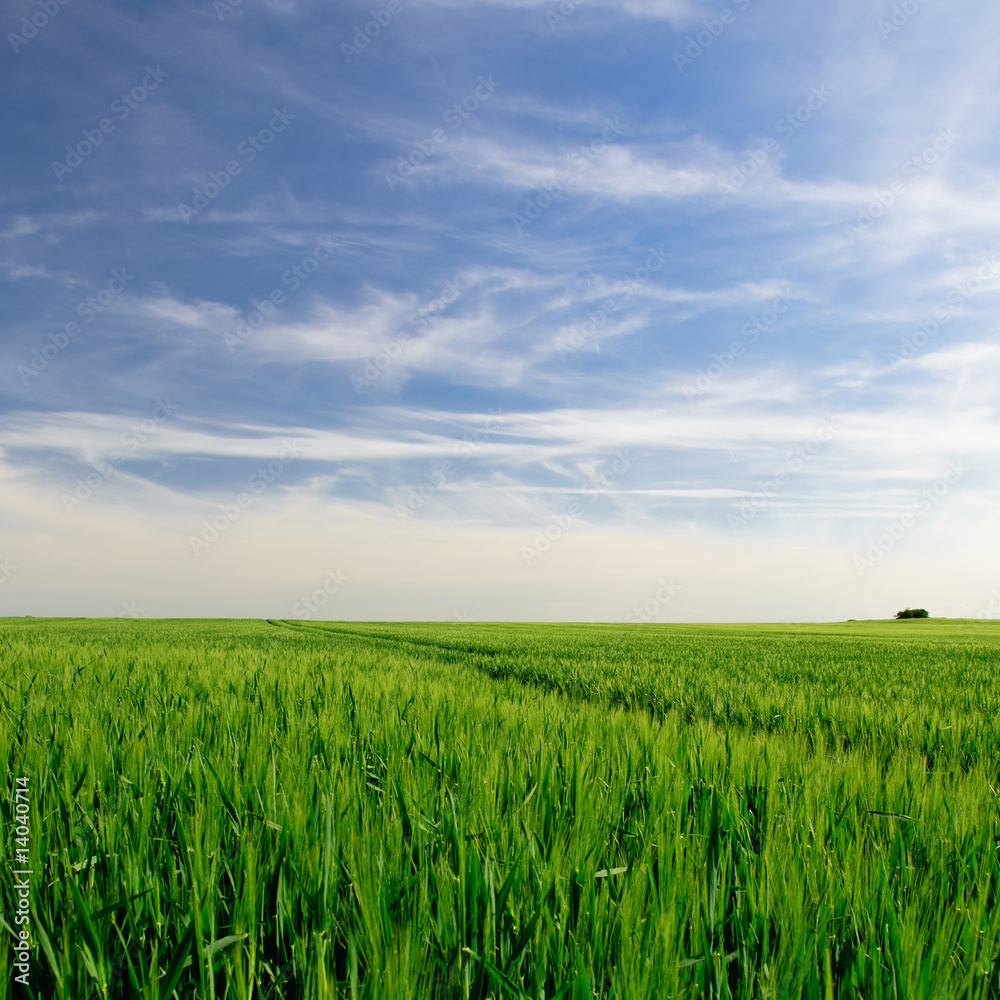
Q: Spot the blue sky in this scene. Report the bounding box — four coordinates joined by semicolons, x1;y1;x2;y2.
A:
2;0;999;621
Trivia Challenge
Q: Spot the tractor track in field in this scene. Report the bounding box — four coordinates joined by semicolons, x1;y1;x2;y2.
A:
264;618;504;659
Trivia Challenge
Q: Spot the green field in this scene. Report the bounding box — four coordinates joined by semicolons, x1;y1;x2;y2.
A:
2;617;999;999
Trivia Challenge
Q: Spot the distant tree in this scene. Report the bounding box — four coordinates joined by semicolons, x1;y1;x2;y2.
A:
895;607;929;619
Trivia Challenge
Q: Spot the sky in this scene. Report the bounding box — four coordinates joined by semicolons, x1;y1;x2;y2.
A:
1;0;999;622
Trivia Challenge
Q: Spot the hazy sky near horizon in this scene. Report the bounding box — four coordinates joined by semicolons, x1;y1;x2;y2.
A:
2;0;999;621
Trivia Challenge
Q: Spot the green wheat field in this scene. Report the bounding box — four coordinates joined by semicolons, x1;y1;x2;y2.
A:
2;617;1000;999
